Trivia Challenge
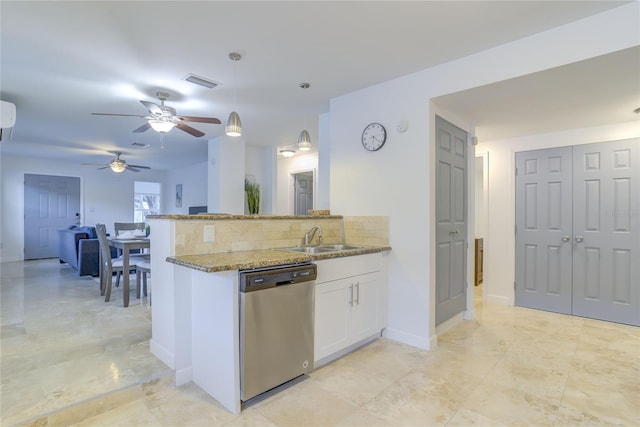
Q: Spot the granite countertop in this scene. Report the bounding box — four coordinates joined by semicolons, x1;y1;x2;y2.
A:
147;214;342;220
166;245;391;272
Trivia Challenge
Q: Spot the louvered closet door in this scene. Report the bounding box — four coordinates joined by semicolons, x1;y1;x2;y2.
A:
515;147;573;314
572;140;640;326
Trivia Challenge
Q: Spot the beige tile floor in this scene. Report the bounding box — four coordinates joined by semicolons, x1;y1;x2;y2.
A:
2;259;639;426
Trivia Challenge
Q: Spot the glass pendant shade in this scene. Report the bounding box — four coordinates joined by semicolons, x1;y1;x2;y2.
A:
225;111;242;137
297;129;311;151
280;148;295;158
148;119;177;133
110;161;126;173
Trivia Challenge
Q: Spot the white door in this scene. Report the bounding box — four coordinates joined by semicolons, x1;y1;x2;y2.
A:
435;116;468;325
572;140;640;326
24;174;80;259
515;147;573;314
515;139;639;326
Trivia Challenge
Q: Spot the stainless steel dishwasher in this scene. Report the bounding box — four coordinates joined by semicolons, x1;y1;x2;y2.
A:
239;262;316;404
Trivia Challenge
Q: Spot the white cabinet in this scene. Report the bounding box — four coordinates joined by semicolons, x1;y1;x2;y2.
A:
314;253;386;362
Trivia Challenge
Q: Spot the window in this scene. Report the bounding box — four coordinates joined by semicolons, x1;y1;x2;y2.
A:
134;181;161;224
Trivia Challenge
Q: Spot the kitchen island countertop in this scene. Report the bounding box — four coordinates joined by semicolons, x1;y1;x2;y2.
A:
166;245;391;272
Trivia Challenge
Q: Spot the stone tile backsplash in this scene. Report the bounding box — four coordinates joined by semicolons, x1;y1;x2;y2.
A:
173;216;388;256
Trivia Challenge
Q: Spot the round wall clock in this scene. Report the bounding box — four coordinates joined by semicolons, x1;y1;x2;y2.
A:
361;122;387;151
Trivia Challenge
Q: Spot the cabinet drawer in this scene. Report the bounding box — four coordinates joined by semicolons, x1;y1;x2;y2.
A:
314;253;381;283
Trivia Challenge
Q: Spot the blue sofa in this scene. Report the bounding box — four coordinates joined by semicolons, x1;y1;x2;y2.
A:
58;225;115;276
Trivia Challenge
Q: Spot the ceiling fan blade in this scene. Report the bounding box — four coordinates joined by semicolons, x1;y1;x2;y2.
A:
177;116;222;124
133;122;151;133
91;113;148;118
81;163;109;166
128;164;151;170
176;122;205;137
126;166;142;173
140;100;163;116
97;166;110;170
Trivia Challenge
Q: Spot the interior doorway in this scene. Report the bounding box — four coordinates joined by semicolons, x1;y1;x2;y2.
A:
292;171;314;215
475;152;489;302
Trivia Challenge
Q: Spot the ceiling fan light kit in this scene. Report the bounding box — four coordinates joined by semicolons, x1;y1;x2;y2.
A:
110;160;127;173
226;52;243;137
148;119;177;133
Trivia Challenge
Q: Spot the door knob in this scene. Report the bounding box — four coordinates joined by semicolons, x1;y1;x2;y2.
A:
561;235;571;242
575;236;584;243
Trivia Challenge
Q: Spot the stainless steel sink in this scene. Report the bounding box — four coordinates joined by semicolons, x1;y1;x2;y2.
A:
317;244;364;251
281;246;334;254
278;244;364;254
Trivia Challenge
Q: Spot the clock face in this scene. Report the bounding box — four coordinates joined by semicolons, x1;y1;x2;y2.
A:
361;122;387;151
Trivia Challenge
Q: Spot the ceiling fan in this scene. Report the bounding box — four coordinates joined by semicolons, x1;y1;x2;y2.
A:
82;152;151;173
92;91;221;137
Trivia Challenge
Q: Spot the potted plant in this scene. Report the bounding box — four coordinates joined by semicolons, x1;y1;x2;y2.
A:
245;178;260;215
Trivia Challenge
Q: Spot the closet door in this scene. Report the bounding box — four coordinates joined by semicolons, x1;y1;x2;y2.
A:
515;147;573;314
572;140;640;326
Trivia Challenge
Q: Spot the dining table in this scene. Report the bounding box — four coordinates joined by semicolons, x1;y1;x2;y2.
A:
107;236;150;307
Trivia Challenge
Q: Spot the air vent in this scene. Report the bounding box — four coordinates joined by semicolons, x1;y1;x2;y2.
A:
184;74;220;89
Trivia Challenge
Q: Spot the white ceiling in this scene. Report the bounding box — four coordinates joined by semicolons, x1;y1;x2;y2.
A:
1;1;636;171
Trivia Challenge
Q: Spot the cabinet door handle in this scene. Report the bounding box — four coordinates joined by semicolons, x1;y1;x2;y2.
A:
561;235;571;242
348;284;353;306
355;282;360;305
575;235;584;243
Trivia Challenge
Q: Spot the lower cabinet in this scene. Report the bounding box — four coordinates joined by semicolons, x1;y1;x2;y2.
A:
314;254;384;362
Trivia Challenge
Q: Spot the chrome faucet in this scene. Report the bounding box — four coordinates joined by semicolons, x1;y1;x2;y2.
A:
304;225;323;246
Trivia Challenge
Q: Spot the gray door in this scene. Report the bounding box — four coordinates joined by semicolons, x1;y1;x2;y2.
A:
435;116;468;326
515;147;573;314
572;140;639;326
24;174;80;259
293;172;313;215
515;140;639;326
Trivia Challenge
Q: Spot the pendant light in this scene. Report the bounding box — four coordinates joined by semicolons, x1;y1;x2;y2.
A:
297;82;311;151
225;52;242;137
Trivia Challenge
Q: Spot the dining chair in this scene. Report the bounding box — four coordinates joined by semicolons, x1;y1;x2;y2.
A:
114;222;146;236
135;258;151;300
114;222;147;254
96;223;140;304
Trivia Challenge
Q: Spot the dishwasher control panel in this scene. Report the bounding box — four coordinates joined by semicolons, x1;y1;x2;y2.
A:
239;263;317;292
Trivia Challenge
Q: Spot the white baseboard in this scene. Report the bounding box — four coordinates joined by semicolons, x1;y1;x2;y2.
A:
175;367;193;386
435;312;464;336
382;327;433;350
150;339;175;370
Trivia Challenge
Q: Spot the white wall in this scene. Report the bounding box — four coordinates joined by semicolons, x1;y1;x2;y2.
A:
165;161;208;215
207;137;245;215
0;155;167;262
327;3;639;350
478;121;640;306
